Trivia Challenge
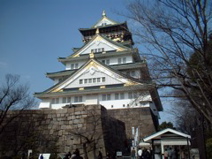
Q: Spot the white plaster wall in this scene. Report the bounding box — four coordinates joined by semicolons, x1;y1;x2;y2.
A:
107;55;133;65
64;55;133;71
39;91;154;110
39;99;51;109
65;69;123;89
65;60;85;70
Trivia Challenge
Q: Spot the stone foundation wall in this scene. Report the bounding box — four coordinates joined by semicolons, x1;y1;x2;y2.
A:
108;107;158;139
0;105;126;158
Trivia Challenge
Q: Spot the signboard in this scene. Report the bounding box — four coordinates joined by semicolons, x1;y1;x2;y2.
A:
116;151;122;157
38;154;51;159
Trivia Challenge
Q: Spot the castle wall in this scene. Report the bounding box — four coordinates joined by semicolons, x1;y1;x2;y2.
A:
0;105;126;158
107;107;158;140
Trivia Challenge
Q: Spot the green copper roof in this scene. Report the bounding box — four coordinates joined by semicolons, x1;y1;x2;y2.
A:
34;84;155;98
91;11;120;28
47;62;147;78
79;22;127;32
58;49;141;65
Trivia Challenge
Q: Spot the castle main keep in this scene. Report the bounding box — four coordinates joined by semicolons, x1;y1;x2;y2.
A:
19;11;163;157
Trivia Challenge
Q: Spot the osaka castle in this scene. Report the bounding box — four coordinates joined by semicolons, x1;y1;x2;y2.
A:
35;11;163;118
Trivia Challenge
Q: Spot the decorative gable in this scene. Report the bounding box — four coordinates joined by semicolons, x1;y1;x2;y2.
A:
93;11;117;28
72;35;127;57
49;58;140;93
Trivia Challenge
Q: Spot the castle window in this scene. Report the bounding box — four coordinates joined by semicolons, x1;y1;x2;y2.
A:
67;97;71;103
92;48;104;53
71;63;78;70
62;97;67;103
52;98;55;104
123;57;126;63
120;93;125;99
74;96;82;102
128;92;133;99
115;93;119;100
102;94;111;101
128;92;138;99
118;57;127;64
84;79;88;84
79;79;83;84
52;98;59;104
79;77;106;84
75;63;78;69
118;58;121;64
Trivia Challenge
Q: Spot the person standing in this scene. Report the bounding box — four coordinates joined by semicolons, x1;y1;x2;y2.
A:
98;151;103;159
138;148;143;159
131;147;136;159
164;149;168;159
142;148;150;159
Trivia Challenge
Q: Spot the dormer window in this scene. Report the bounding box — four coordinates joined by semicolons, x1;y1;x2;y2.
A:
102;59;110;65
71;63;78;70
79;77;106;84
118;57;126;64
91;48;104;53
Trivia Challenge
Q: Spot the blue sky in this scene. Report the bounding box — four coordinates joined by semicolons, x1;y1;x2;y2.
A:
0;0;173;123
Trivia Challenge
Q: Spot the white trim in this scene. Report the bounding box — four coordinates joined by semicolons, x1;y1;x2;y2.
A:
143;128;191;142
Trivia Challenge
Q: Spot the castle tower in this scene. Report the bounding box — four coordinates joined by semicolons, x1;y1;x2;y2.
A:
35;11;163;139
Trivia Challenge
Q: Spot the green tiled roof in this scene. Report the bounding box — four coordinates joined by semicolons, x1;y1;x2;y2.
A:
46;61;147;79
79;22;127;32
58;49;142;66
34;84;155;98
46;70;75;78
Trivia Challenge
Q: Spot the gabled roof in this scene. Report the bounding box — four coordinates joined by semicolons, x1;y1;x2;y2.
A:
37;56;144;95
91;11;119;28
143;128;191;142
79;22;127;32
69;34;130;58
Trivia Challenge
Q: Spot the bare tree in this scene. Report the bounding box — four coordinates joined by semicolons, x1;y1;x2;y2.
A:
122;0;212;124
68;106;104;159
0;74;36;135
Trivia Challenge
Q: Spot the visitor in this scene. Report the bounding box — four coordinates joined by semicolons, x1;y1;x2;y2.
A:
98;151;103;159
40;154;44;159
164;149;168;159
106;152;111;159
137;147;143;159
141;148;150;159
71;149;83;159
131;147;136;159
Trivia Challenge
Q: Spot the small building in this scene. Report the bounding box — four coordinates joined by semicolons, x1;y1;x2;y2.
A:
143;128;191;159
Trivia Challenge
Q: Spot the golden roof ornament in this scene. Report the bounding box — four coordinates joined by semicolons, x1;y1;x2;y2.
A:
96;28;100;34
102;10;106;17
89;51;95;59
